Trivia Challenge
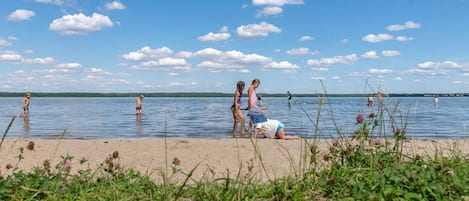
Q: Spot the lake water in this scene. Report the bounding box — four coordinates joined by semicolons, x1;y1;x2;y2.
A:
1;96;468;139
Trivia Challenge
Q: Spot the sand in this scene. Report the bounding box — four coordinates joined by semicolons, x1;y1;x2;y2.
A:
1;137;468;183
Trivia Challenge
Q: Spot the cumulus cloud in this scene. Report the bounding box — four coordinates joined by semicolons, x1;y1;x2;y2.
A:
140;58;190;70
387;21;421;31
195;48;272;69
311;77;325;80
256;6;283;17
369;68;393;74
0;51;22;62
252;0;304;6
265;61;300;71
361;51;378;59
21;57;55;65
396;36;414;42
298;35;314;42
286;47;319;56
0;38;12;46
49;13;114;35
406;60;468;76
307;54;358;67
382;50;400;57
417;61;464;69
198;26;231;42
362;33;394;43
35;0;63;5
56;63;82;69
237;21;281;38
7;9;36;21
105;1;126;10
122;46;173;61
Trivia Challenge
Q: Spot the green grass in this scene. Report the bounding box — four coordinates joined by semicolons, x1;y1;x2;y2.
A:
2;93;469;200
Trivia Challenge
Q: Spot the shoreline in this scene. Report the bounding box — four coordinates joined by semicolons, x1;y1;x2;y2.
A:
1;137;468;182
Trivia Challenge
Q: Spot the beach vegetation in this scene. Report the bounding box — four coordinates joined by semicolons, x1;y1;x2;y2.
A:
1;90;469;200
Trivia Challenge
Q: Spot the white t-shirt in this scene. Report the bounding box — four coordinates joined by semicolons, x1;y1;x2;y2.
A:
255;119;280;138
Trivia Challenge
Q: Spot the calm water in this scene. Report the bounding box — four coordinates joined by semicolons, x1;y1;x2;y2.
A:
1;97;469;139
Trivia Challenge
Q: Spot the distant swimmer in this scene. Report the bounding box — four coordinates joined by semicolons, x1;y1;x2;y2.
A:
135;94;144;115
434;95;439;106
367;95;374;107
23;92;31;115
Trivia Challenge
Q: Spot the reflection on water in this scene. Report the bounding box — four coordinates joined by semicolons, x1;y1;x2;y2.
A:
0;96;468;139
23;114;30;134
136;114;142;134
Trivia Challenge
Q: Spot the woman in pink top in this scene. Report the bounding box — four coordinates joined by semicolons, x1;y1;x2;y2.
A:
247;78;261;133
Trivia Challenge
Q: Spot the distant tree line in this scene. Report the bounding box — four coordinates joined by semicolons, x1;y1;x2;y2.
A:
1;92;468;98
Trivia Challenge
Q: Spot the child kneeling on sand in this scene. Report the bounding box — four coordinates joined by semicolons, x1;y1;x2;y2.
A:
248;107;300;140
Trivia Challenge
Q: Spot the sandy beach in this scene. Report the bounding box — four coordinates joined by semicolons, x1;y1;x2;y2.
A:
1;137;469;183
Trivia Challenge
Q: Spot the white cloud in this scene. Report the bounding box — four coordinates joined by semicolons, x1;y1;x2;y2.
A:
7;9;36;21
382;50;400;57
369;68;393;74
362;33;394;43
312;67;328;72
56;63;82;69
35;0;63;5
396;36;414;42
286;47;318;56
265;61;300;71
0;51;22;61
298;35;314;41
361;51;378;59
253;0;304;6
141;57;190;69
340;38;349;45
198;26;231;42
239;69;250;73
394;77;402;80
237;21;281;38
0;38;12;46
49;13;114;35
417;61;464;69
105;1;126;10
194;48;272;69
387;21;421;31
21;57;55;65
311;77;325;80
406;60;466;76
332;76;340;80
256;6;283;17
307;54;358;66
122;46;173;61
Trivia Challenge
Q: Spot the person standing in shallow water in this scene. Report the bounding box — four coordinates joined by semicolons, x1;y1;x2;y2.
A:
231;81;245;137
287;91;292;105
247;78;261;133
135;94;144;115
23;92;31;115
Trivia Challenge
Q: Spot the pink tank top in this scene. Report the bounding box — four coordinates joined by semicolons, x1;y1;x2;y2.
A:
250;90;257;107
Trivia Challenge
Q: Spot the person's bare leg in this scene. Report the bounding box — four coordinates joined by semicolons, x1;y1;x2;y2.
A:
236;110;246;137
231;109;238;138
276;129;300;140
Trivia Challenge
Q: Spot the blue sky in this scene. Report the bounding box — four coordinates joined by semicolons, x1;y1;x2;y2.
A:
1;0;469;94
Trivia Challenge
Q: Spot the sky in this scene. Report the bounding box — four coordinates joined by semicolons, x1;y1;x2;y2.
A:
1;0;469;94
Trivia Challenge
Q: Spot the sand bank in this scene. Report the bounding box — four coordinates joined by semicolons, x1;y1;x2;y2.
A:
1;138;468;183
